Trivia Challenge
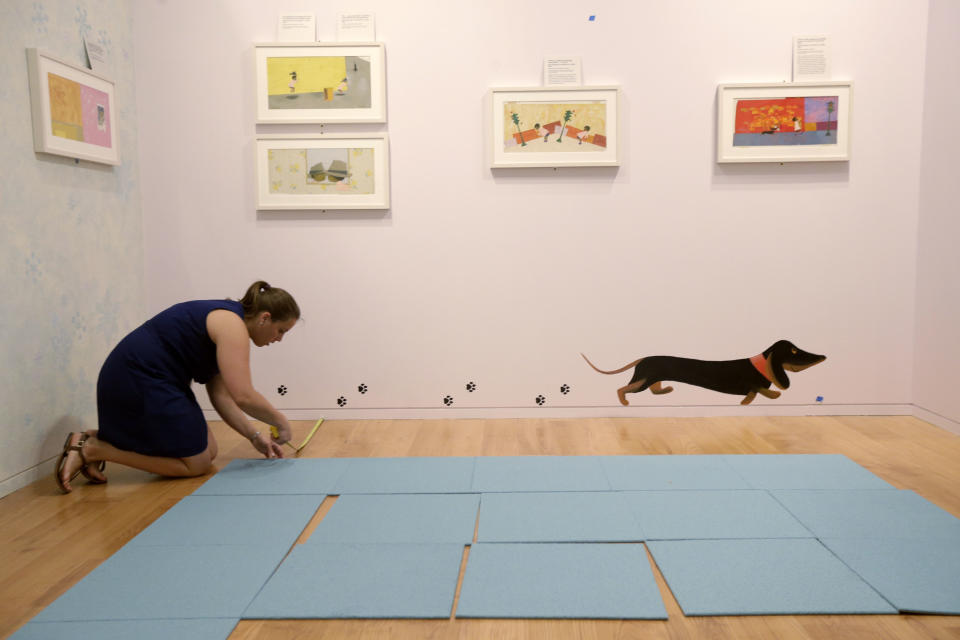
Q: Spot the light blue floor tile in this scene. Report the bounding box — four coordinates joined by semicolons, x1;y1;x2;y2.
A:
244;543;464;618
472;456;610;492
33;545;286;621
476;492;643;542
128;494;324;547
10;619;238;640
602;455;751;490
626;490;812;540
772;489;960;539
333;457;476;494
648;538;897;615
308;493;479;544
822;538;960;614
457;543;667;619
193;458;350;495
722;454;893;490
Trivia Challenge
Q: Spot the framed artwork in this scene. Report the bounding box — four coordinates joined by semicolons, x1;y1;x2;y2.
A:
255;134;390;210
489;86;620;168
26;48;119;165
254;42;386;123
717;81;852;163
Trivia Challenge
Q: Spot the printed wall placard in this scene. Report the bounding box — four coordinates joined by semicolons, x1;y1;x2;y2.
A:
717;82;852;162
256;135;390;210
26;49;119;165
490;86;620;168
255;43;386;123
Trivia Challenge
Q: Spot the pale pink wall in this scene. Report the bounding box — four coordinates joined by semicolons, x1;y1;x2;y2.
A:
132;1;935;419
912;0;960;432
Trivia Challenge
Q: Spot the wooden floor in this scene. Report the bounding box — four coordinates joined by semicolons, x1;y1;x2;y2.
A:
2;416;959;639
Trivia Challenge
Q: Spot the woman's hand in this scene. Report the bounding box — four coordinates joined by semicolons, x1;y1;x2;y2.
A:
270;421;293;445
250;430;285;459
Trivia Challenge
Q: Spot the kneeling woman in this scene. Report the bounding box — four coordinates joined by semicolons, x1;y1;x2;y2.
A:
56;281;299;493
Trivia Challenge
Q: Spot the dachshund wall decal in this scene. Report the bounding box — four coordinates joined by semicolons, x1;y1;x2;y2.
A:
582;340;826;405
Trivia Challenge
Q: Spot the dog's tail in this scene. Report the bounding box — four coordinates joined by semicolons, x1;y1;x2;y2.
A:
581;353;642;375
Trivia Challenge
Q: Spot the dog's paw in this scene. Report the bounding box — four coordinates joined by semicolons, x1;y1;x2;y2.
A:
535;395;546;406
560;384;570;395
337;396;348;407
358;383;368;394
443;395;454;406
277;384;288;396
466;381;477;392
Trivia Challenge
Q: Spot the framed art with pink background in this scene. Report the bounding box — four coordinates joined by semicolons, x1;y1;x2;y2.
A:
26;48;119;165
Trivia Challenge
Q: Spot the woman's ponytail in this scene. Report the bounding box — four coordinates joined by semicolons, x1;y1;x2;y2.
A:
238;281;300;321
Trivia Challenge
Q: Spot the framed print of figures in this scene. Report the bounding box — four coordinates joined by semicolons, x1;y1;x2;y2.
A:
255;134;390;210
717;81;852;162
26;48;119;165
254;43;386;123
489;86;620;168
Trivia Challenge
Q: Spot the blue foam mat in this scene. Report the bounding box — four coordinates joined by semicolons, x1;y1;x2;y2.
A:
722;454;893;490
472;456;610;492
128;494;324;547
821;538;960;614
10;619;238;640
332;456;476;493
772;489;960;539
456;543;667;619
627;490;812;540
33;545;287;621
308;493;480;544
476;492;643;542
602;455;751;490
648;538;897;615
244;543;464;619
26;454;952;623
193;458;350;495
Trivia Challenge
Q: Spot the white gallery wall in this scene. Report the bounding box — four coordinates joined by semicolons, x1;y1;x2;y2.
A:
3;0;955;501
912;0;960;432
131;0;948;423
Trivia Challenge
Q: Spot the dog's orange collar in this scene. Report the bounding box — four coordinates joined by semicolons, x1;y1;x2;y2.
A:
750;354;773;383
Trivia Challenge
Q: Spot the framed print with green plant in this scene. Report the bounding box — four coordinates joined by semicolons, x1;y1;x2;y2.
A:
489;86;620;168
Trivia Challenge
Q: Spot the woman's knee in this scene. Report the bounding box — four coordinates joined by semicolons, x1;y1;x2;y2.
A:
181;449;214;476
206;426;218;461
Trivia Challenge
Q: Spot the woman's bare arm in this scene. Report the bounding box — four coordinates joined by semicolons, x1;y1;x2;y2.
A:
206;309;292;443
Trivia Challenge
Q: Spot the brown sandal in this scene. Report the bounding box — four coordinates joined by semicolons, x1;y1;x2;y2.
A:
54;433;105;493
54;433;82;494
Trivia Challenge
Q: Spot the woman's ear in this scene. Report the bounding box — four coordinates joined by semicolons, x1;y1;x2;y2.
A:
258;311;271;326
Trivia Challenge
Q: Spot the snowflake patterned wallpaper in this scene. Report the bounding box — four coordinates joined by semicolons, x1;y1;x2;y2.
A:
0;0;143;496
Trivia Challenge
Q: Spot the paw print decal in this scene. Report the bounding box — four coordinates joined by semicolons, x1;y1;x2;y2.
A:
337;396;347;407
443;395;454;406
535;395;546;406
560;384;570;395
358;383;368;394
466;381;477;392
277;385;288;396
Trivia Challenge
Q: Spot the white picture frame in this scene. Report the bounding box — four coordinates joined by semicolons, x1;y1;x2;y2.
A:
255;134;390;210
717;81;852;163
254;42;386;124
489;86;620;168
26;48;119;165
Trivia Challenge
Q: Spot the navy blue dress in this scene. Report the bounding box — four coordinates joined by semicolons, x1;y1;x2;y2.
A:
96;300;244;457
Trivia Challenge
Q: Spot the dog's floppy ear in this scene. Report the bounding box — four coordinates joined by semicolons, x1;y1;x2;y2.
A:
764;341;792;389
